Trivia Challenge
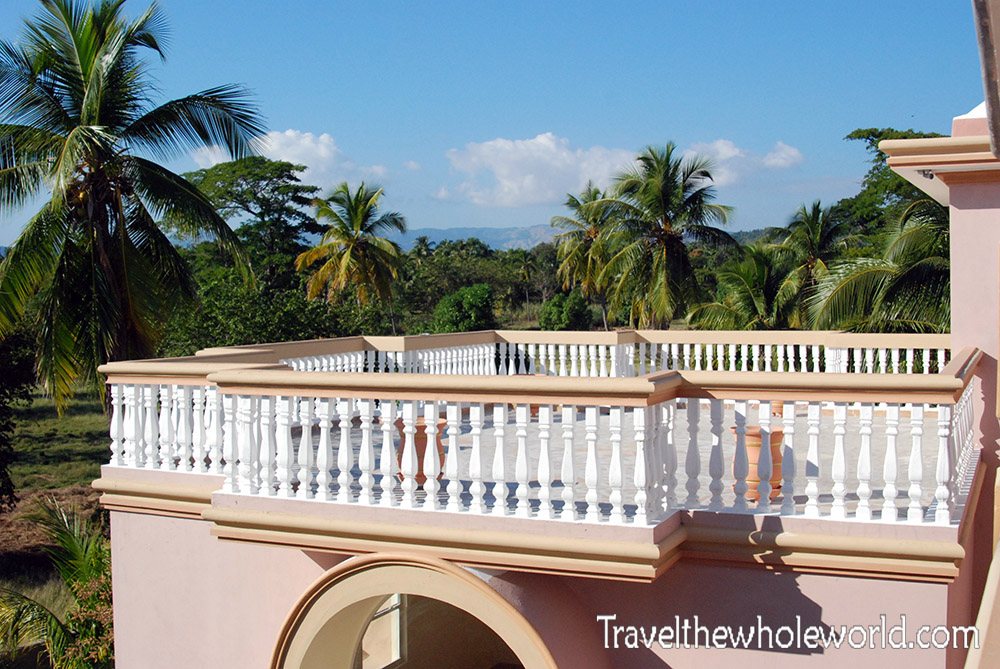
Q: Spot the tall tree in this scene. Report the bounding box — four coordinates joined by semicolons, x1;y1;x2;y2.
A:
552;182;617;329
602;144;734;327
687;245;801;330
766;200;853;322
181;157;321;290
0;0;263;407
809;199;950;333
834;128;943;237
296;182;406;332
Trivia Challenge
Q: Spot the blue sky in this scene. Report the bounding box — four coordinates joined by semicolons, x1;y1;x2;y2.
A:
0;0;986;245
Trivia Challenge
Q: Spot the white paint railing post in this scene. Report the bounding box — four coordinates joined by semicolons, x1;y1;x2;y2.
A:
469;403;487;514
609;406;624;523
446;402;462;512
907;404;925;522
584;406;600;522
882;404;900;522
109;384;123;466
804;402;821;517
561;405;578;520
935;404;953;524
336;398;354;504
856;403;873;521
830;402;847;519
359;399;377;505
295;398;314;500
708;399;724;511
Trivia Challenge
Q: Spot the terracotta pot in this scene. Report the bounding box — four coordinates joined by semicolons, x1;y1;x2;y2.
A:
394;417;447;486
731;426;784;501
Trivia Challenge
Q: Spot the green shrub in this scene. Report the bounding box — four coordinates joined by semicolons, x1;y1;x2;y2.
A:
539;291;593;331
433;284;497;333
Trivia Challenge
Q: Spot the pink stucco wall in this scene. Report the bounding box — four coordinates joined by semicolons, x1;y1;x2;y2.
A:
110;511;345;668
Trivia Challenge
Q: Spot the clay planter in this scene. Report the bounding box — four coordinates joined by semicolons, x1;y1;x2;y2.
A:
394;416;447;486
731;426;784;501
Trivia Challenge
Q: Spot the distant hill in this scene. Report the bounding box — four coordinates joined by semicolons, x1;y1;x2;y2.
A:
731;228;768;245
387;225;557;251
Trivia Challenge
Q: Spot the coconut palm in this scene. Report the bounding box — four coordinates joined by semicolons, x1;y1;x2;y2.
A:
601;144;734;328
551;181;617;330
687;245;802;330
296;182;406;331
0;0;263;408
808;199;949;332
0;499;112;667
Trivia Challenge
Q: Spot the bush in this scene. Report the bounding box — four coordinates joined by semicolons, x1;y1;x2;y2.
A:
433;284;497;333
0;331;35;512
539;291;593;331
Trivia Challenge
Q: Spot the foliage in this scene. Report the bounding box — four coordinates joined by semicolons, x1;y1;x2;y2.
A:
538;291;593;331
157;268;391;357
297;182;406;303
433;284;497;333
809;200;950;333
601;144;734;327
0;331;35;512
834;128;943;237
552;182;618;330
687;245;801;330
180;158;322;291
0;499;113;667
0;0;263;409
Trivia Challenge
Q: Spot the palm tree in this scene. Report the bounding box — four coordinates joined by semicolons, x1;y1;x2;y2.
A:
0;499;112;668
0;0;263;408
551;181;617;330
296;182;406;332
808;199;949;332
506;248;536;318
687;245;802;330
601;144;734;328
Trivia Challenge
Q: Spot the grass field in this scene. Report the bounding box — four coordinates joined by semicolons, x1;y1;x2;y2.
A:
11;391;108;491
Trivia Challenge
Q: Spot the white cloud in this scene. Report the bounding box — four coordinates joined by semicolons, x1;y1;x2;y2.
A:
191;145;228;169
763;141;804;168
189;129;386;190
685;138;804;187
404;160;422;171
442;132;635;207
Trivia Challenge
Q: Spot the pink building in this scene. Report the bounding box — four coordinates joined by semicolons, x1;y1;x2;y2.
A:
95;7;1000;668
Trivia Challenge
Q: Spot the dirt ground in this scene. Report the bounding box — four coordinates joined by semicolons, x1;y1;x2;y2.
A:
0;485;102;578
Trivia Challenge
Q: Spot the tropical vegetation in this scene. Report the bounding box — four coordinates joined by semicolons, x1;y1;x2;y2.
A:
0;0;264;409
0;499;113;667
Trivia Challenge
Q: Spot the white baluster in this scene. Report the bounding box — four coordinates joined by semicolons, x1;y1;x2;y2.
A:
469;403;487;513
663;399;678;510
882;404;900;522
144;385;159;470
123;384;139;467
109;384;123;466
207;387;223;474
192;386;208;473
537;405;554;520
157;384;173;470
445;403;462;512
275;396;295;498
527;343;537;374
378;400;399;506
491;403;508;515
315;398;335;501
570;344;580;377
422;401;442;509
296;398;314;499
175;386;193;472
588;344;598;377
638;343;648;375
856;403;873;521
358;399;376;505
599;345;609;377
608;406;624;523
258;396;275;495
708;399;724;511
907;403;925;521
558;343;568;377
732;400;749;512
236;395;258;494
222;393;237;493
804;402;821;517
337;398;354;504
561;405;578;520
633;406;652;524
780;401;796;515
514;404;530;517
906;349;914;374
935;404;952;524
757;401;773;512
830;402;847;519
399;401;419;508
740;343;749;372
584;406;600;522
685;399;700;508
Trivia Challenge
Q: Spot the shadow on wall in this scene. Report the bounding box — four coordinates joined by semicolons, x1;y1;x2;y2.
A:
543;514;835;668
